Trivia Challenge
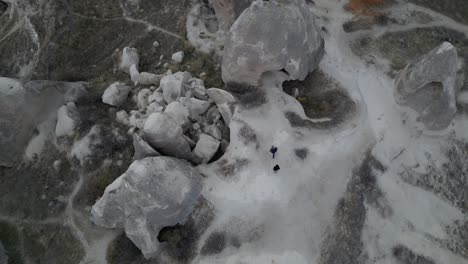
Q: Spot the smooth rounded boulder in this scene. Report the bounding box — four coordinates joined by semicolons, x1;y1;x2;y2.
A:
222;0;324;86
90;157;202;258
395;42;465;130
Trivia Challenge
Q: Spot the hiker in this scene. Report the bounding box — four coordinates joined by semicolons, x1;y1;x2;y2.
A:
270;146;278;158
273;164;280;173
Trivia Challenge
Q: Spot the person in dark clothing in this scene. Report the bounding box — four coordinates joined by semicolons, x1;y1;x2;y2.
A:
270;146;278;158
273;164;280;173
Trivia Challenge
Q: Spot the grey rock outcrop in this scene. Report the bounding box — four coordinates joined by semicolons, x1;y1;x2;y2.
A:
222;0;324;86
91;157;202;258
395;42;465;130
0;78;86;167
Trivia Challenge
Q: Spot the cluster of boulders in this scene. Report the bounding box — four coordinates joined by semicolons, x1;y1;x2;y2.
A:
394;42;465;130
103;47;234;165
91;0;327;259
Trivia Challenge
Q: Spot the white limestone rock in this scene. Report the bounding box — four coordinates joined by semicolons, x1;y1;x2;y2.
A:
130;64;140;85
133;133;160;160
146;101;164;115
148;90;165;104
139;72;162;86
171;51;185;64
164;101;190;128
115;110;130;126
160;71;192;104
90;157;202;258
137;88;152;110
203;123;222;140
129;112;146;129
180;97;211;119
395;42;465;130
102;82;131;107
188;78;207;99
193;133;220;164
143;112;192;160
206;88;235;125
55;102;79;137
120;47;139;74
222;0;324;86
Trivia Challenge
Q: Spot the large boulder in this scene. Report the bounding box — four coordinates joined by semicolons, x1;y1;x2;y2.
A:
222;0;324;86
143;112;192;160
395;42;465;130
91;157;202;258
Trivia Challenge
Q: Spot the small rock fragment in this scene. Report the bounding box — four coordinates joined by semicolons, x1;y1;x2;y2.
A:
146;101;164;115
129;112;146;129
137;88;152;110
138;72;162;86
102;82;131;107
160;71;192;103
115;110;130;125
193;133;220;164
165;101;190;129
130;64;140;85
180;97;211;119
120;47;139;74
55;102;79;137
172;51;185;64
188;78;207;99
206;88;236;125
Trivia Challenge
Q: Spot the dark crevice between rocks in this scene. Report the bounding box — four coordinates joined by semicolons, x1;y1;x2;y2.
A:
392;245;435;264
225;82;267;109
283;70;357;129
320;152;389;264
0;1;8;16
156;197;215;262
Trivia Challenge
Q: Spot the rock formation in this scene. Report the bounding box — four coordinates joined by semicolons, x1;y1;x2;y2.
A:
222;0;324;86
91;157;202;258
395;42;465;130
